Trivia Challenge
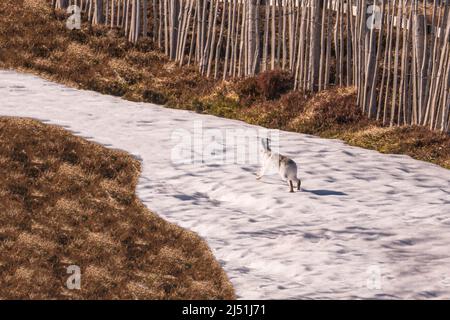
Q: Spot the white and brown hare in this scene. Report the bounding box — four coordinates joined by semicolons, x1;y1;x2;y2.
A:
256;138;301;193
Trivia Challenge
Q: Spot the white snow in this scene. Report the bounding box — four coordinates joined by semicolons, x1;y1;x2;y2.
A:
1;70;450;299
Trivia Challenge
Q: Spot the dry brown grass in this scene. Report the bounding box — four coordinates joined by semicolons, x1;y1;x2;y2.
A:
1;0;449;169
339;125;450;169
287;87;366;133
0;0;216;106
0;117;235;300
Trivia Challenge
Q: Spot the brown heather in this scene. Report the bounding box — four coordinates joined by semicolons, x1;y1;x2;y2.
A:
0;117;235;299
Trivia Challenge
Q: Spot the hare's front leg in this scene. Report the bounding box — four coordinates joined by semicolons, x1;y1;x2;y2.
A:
288;180;294;193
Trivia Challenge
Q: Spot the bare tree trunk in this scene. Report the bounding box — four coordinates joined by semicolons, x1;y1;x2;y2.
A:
232;1;241;77
271;0;276;70
214;0;226;78
142;0;148;37
237;1;246;77
309;0;322;91
223;0;233;79
93;0;104;25
390;0;402;126
429;9;450;130
111;0;115;28
169;0;180;59
125;0;130;35
247;0;257;76
262;0;270;72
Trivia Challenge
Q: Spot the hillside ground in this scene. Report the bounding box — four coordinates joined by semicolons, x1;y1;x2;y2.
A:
0;116;235;299
0;0;448;169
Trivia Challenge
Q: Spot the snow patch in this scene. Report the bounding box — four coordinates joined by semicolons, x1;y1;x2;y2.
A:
1;70;449;299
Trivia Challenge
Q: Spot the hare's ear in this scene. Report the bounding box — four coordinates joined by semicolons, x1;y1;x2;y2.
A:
266;138;271;151
260;137;266;148
260;138;271;151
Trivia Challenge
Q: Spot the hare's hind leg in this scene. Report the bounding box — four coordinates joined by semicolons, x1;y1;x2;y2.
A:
256;167;266;180
288;180;294;193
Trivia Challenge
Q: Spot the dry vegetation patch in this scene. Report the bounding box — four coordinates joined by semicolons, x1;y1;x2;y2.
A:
0;117;235;299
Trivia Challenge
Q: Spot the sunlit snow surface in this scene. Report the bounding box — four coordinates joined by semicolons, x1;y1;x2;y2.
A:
1;70;449;299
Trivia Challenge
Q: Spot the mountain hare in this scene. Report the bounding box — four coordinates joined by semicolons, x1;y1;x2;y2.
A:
256;138;301;192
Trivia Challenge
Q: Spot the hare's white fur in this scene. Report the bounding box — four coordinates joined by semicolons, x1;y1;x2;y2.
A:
256;138;301;192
